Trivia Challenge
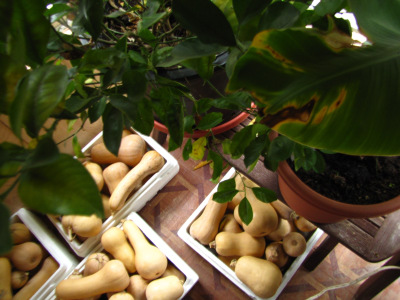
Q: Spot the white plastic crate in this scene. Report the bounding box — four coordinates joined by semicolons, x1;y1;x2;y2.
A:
10;208;78;300
46;211;199;300
178;167;324;300
48;130;180;257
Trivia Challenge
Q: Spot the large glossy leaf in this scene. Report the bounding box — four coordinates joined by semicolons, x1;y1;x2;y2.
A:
18;154;104;217
172;0;236;46
102;104;123;156
228;28;400;156
10;65;69;138
75;0;104;40
349;0;400;46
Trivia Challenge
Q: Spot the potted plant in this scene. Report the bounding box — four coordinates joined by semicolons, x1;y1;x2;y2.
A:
0;0;257;254
171;0;400;224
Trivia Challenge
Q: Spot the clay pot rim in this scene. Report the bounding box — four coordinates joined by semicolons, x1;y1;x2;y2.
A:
153;107;253;139
277;159;400;219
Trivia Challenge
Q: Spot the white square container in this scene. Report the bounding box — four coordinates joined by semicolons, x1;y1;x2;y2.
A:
48;130;180;257
46;211;199;300
10;208;78;300
178;167;324;300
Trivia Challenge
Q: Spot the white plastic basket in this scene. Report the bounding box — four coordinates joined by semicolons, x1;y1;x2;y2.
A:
48;130;180;257
10;208;78;300
178;167;324;300
46;211;199;300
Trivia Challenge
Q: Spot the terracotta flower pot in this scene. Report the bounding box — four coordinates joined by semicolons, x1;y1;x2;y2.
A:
277;160;400;223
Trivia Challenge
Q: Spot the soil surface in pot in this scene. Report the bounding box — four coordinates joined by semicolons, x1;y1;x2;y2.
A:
289;153;400;205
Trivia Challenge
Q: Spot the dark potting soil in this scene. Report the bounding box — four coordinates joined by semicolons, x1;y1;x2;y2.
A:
289;153;400;205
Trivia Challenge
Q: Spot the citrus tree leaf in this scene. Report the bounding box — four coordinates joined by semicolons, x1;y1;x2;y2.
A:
18;154;104;217
10;65;69;138
196;112;223;130
252;187;277;203
102;103;123;156
259;1;300;30
228;27;400;155
172;0;236;46
238;197;253;225
75;0;104;40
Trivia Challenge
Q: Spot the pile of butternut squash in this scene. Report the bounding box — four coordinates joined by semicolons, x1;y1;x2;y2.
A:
0;220;59;300
59;130;165;242
56;219;186;300
190;173;317;299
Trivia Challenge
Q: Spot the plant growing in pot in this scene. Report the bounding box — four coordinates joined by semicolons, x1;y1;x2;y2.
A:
172;0;400;224
0;0;258;254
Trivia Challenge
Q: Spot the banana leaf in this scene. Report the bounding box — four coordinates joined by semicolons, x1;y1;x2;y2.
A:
228;2;400;156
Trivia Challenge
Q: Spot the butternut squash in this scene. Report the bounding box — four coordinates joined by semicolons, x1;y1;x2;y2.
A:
13;256;59;300
11;270;29;290
126;274;149;300
0;257;12;300
10;222;31;245
109;151;164;214
209;231;266;257
292;213;317;232
282;232;307;257
122;220;167;280
83;252;110;276
55;260;130;299
91;134;146;167
231;256;282;298
103;162;130;195
161;263;186;282
266;218;294;242
102;194;112;219
101;227;136;273
218;214;242;233
218;255;239;270
270;199;293;220
108;292;135;300
83;161;104;191
234;188;278;237
265;242;289;268
108;292;134;300
9;241;43;271
145;275;184;300
189;195;228;245
62;214;102;240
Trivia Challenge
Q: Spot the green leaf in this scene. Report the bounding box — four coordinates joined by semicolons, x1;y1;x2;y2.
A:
157;38;227;67
138;12;166;33
217;177;236;191
268;135;295;162
229;28;400;155
230;124;269;157
196;112;223;130
12;0;51;64
183;115;195;134
0;203;12;255
183;139;192;160
213;189;238;203
315;0;346;17
238;197;253;225
88;96;107;123
26;137;60;169
243;133;269;168
10;65;69;138
208;150;223;181
75;0;104;40
252;187;276;203
102;104;123;156
259;1;300;30
18;154;104;217
181;56;215;80
210;91;253;111
233;0;272;25
72;135;85;159
151;87;184;147
172;0;236;46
